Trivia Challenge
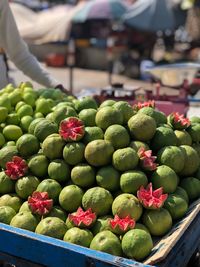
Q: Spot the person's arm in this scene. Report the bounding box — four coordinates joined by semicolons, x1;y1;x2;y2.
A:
0;0;61;88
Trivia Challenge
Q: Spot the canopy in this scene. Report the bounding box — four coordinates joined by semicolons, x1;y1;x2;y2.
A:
123;0;186;32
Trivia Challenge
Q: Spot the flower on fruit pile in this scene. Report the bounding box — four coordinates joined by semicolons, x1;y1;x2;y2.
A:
137;183;168;209
28;191;53;216
138;147;158;171
110;215;135;233
68;207;96;227
133;100;155;111
168;112;190;130
5;156;28;180
59;117;85;141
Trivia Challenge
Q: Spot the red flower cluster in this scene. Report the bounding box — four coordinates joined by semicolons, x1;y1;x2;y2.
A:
5;156;28;180
28;191;53;216
59;117;85;141
133;100;155;111
68;207;96;227
137;183;168;209
138;147;158;171
110;215;135;232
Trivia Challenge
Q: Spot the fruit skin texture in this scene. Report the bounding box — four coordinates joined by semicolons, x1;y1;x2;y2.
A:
63;227;93;247
91;216;112;235
48;160;70;183
35;217;67;239
179;145;200;176
96;166;120;192
128;114;156;141
104;124;130;149
16;134;40;158
3;125;23;141
174;130;192;146
71;164;95;188
113;101;135;124
151;126;177;151
112;193;143;221
142;208;172;236
34;119;58;142
85;140;114;167
36;179;62;203
82;187;113;216
42;134;65;160
63;142;85;165
0;194;22;213
28;154;49;178
0;172;15;194
0;206;16;224
82;126;104;144
157;146;185;174
112;148;139;172
122;229;153;260
90;230;122;256
15;176;40;199
151;165;178;194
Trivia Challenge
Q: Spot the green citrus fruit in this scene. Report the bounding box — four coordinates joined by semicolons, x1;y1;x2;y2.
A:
59;185;84;212
112;147;139;171
74;97;98;112
120;170;148;195
95;106;123;130
122;229;153;260
96;166;120;192
129;140;149;152
164;194;188;220
0;194;22;212
142;208;172;236
52;106;77;125
99;100;116;108
10;211;38;231
0;95;11;112
71;164;95;188
22;92;36;107
35;98;51;115
28;154;49;177
128;114;156;141
48;159;70;183
36;179;62;203
150;126;177;151
15;176;40;199
6;113;20;125
19;201;31;213
0;206;16;224
104;124;130;149
34;119;58;142
17;104;33;118
16;134;40;157
64;227;93;247
3;125;23;141
90;230;122;256
34;112;44;119
187;124;200;143
180;177;200;200
20;115;33;132
42;134;65;160
174;186;189;203
8;90;22;106
85;140;114;167
0;172;15;194
44;206;67;222
15;101;26;111
174;130;192;146
112;193;143;221
78;109;97;127
138;107;167;126
91;216;112;235
157;146;185;173
113;101;135;124
82;126;104;144
151;165;178;193
0;133;5;148
82;187;113;216
179;145;200;176
0;146;18;168
63;142;85;165
28;118;43;134
0;107;8;123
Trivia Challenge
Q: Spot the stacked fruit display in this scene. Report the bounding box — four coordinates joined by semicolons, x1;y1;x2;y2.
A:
0;82;200;262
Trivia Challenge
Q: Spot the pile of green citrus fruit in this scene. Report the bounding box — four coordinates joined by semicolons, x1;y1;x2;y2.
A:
0;82;200;262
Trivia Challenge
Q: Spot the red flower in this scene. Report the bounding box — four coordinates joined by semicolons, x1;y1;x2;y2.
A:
137;183;168;209
133;100;155;111
169;112;190;130
59;117;85;141
5;156;28;180
110;215;135;232
68;207;96;228
138;147;158;171
28;191;53;216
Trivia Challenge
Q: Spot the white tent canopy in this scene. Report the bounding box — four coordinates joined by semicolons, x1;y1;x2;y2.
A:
10;2;85;44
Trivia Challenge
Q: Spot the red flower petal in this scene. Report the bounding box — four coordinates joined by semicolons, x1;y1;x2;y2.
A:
68;207;96;227
137;183;168;209
5;156;28;180
59;117;85;141
110;215;135;232
28;191;53;216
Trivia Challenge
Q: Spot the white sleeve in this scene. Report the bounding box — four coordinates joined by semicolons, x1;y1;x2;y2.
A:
0;0;60;88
